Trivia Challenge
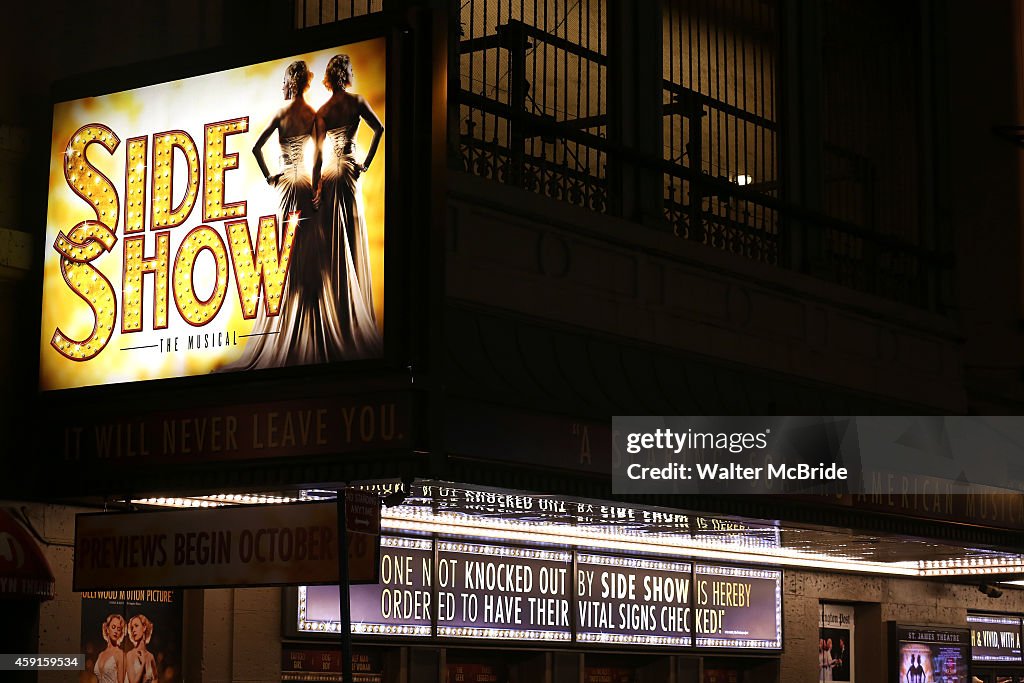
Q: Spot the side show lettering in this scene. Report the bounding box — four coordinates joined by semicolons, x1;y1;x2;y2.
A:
340;543;781;647
52;122;296;361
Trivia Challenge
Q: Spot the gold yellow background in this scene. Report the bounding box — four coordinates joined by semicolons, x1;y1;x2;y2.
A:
40;38;387;391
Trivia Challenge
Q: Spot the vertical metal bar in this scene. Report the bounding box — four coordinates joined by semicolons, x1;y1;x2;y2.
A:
570;549;579;643
559;0;565;128
577;0;584;199
430;535;439;637
758;0;767;236
599;0;604;93
507;21;528;185
666;0;674;224
481;0;489;161
761;0;770;231
598;0;603;147
705;0;713;181
732;0;739;193
576;2;582;122
741;0;749;216
532;0;538;137
336;489;353;683
716;0;724;192
578;0;587;203
684;0;692;221
467;0;476;173
585;0;591;186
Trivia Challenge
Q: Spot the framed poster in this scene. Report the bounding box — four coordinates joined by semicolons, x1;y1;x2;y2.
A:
41;35;390;392
80;590;183;683
892;624;970;683
820;603;854;682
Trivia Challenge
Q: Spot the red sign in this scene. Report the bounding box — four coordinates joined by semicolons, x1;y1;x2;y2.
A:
447;662;507;683
584;667;633;683
281;647;382;683
0;509;55;600
703;671;738;683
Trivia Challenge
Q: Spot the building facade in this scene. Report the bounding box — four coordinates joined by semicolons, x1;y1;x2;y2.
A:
2;1;1024;682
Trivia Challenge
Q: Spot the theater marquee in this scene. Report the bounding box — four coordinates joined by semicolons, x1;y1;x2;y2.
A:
291;536;783;651
74;502;342;590
41;37;388;391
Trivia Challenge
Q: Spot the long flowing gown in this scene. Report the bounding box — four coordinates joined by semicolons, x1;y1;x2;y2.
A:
319;124;383;358
224;133;348;370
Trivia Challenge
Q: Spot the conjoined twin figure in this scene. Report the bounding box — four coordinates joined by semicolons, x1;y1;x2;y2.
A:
226;54;384;370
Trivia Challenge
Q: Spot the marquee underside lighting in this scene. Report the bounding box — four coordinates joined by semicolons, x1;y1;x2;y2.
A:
132;486;1024;579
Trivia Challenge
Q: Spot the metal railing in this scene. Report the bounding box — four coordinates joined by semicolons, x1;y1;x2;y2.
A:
300;0;948;310
662;0;779;265
458;0;609;213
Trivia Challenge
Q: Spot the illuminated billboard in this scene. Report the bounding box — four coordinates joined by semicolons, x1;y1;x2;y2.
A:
291;537;783;651
41;38;388;390
968;613;1022;664
892;625;970;683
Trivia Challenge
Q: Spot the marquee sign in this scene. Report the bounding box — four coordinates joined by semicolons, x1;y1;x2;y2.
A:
41;36;389;390
434;541;572;641
74;502;341;590
294;536;783;651
576;554;692;646
692;564;782;648
968;613;1023;664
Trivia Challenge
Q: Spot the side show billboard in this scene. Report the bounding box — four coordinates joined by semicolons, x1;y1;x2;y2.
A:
41;36;389;390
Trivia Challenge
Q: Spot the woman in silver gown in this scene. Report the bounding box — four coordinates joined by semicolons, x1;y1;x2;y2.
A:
125;614;157;683
312;54;384;358
226;60;348;370
93;614;126;683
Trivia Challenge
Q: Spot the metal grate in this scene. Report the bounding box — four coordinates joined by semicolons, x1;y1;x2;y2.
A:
458;0;609;212
662;0;779;264
295;0;382;28
280;0;948;309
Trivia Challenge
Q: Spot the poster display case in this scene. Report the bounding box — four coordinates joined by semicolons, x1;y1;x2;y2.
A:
890;624;970;683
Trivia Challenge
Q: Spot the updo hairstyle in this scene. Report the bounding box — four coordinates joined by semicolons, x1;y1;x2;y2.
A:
324;54;354;91
283;60;311;100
